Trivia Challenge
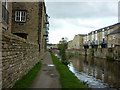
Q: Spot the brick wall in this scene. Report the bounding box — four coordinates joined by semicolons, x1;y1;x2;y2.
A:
2;33;40;88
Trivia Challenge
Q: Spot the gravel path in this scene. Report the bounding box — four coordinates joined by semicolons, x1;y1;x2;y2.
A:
30;52;61;88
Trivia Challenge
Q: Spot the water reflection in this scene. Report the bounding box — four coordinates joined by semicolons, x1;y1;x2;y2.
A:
69;55;120;88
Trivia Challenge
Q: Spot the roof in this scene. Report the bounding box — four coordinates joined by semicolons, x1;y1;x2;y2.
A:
108;28;120;35
78;34;87;36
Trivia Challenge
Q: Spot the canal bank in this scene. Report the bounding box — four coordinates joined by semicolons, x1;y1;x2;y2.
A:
67;55;120;89
66;46;120;61
50;53;89;88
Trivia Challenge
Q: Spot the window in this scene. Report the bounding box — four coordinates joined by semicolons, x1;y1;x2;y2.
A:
95;33;98;40
112;35;115;39
102;31;105;38
92;33;94;41
87;36;89;41
108;30;110;34
2;0;9;23
2;0;8;9
14;33;28;39
15;11;26;22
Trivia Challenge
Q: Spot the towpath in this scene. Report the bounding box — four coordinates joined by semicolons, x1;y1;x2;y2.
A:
30;52;61;88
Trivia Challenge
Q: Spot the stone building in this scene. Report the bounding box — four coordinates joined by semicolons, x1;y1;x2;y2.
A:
83;34;89;49
68;34;86;50
0;1;12;33
82;23;120;49
107;28;120;60
107;28;120;48
67;23;120;60
1;1;49;88
67;40;73;50
39;3;49;53
11;2;49;52
1;1;13;88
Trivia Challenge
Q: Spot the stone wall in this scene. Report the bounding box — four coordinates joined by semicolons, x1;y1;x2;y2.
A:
11;2;40;44
87;47;120;60
67;47;120;61
2;33;40;88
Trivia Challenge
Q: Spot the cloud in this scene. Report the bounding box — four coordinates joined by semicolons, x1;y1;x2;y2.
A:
45;2;118;44
46;2;118;19
48;17;118;44
45;0;119;2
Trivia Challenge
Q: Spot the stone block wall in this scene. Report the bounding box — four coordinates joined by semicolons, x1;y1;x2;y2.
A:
11;2;40;44
67;47;120;61
87;48;120;60
2;33;40;88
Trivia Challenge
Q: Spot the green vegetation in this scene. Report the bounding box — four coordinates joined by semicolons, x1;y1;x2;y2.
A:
51;53;89;88
13;62;42;88
58;37;69;66
67;52;75;59
106;55;114;61
67;52;79;59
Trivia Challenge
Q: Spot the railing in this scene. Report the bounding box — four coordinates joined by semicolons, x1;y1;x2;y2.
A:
2;5;9;24
45;21;49;24
100;40;107;45
94;41;99;46
83;44;89;49
43;30;49;37
90;41;95;46
100;40;107;48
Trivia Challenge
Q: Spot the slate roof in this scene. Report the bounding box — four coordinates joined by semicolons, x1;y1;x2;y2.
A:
108;28;120;35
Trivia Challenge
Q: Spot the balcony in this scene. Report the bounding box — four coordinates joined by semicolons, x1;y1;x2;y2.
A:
83;44;89;49
43;30;49;37
99;40;107;48
45;21;49;24
45;14;50;25
2;5;9;24
90;40;99;48
94;41;99;46
90;42;95;48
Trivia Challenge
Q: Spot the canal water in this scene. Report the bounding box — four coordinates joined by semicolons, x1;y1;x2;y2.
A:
68;55;120;89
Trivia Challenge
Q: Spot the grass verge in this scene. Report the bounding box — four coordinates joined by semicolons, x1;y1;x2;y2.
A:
50;53;89;88
13;62;42;88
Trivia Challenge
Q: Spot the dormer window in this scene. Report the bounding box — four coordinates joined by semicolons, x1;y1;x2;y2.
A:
15;11;26;22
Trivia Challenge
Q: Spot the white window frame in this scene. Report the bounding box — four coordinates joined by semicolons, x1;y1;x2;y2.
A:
95;31;97;40
102;31;105;39
15;11;26;22
87;35;89;41
92;32;94;41
108;30;110;34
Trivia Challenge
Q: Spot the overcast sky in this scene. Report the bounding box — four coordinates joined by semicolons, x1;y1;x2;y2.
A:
45;0;119;44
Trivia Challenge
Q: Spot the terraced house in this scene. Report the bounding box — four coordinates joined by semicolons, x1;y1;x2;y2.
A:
72;34;86;50
67;23;120;60
1;0;49;88
82;23;120;49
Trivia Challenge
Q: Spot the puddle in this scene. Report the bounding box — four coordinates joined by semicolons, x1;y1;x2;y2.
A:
50;73;56;77
47;64;55;67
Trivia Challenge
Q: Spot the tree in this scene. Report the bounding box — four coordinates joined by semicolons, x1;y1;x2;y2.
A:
58;37;69;66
